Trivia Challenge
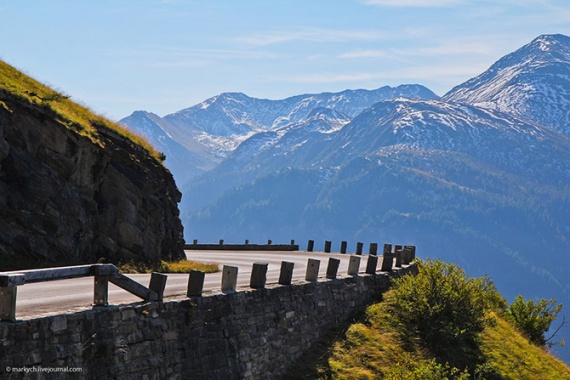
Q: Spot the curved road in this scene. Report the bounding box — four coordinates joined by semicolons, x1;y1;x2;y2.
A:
13;250;383;320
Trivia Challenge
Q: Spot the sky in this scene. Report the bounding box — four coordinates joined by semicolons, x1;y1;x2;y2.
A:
1;0;569;120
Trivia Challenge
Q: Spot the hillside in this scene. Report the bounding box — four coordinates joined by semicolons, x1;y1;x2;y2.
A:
288;260;570;379
0;60;185;268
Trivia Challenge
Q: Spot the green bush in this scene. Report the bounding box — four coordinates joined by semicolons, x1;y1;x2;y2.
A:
386;259;504;364
506;295;563;346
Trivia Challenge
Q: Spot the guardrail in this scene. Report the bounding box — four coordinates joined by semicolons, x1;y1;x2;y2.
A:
0;244;416;322
0;264;167;322
185;239;299;251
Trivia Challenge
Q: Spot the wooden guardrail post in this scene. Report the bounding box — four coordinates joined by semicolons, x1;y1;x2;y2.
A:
278;261;295;285
0;274;24;322
326;258;341;279
324;240;332;253
340;241;347;254
348;256;361;276
93;275;109;306
221;265;238;293
187;270;206;297
0;286;18;322
91;264;118;306
305;259;320;282
250;263;268;289
365;255;378;274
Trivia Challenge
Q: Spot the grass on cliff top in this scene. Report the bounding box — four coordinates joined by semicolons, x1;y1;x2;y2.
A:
0;60;163;162
118;260;219;274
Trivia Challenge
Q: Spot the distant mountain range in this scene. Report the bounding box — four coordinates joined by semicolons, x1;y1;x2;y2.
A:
121;34;570;362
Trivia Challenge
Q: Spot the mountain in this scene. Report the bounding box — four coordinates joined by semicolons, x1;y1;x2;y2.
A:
444;34;570;136
121;34;570;362
120;85;438;186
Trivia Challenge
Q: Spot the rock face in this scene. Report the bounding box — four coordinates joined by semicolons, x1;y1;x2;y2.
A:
0;93;185;269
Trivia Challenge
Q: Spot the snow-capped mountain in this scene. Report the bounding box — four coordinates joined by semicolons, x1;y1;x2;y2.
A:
121;33;570;363
179;34;570;362
120;85;438;186
444;34;570;136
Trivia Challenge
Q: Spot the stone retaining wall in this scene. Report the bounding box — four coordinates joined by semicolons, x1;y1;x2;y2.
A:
0;264;417;379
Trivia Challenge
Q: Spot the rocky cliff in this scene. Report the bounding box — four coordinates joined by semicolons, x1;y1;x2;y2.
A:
0;67;184;269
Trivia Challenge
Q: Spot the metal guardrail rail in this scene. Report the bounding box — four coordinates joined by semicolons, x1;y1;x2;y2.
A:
0;264;167;322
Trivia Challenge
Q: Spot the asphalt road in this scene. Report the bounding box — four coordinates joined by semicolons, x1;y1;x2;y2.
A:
12;250;379;320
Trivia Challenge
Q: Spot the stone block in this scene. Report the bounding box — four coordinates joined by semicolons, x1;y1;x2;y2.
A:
278;262;295;285
348;256;361;276
307;240;314;252
355;242;363;255
221;265;238;293
369;243;378;255
305;259;320;282
365;255;378;274
326;258;340;279
250;263;268;289
187;270;205;297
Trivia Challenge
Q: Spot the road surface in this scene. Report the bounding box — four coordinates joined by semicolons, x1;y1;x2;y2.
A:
13;250;381;320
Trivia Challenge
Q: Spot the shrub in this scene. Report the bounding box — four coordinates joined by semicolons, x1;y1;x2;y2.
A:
386;259;503;364
506;295;563;346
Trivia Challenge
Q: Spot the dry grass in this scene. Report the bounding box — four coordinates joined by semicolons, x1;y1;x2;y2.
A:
323;293;570;379
119;260;219;274
0;60;164;162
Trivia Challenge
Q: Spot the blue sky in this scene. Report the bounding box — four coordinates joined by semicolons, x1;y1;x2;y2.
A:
1;0;569;120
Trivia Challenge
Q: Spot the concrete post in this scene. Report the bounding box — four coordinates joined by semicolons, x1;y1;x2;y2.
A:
326;258;341;279
356;242;363;255
380;254;393;272
187;270;206;297
93;275;109;306
149;273;168;302
221;265;239;293
340;241;347;254
348;256;361;276
219;239;224;246
278;261;295;285
365;255;378;274
0;287;17;322
250;262;269;289
324;240;332;253
307;240;314;252
305;259;320;282
369;243;378;255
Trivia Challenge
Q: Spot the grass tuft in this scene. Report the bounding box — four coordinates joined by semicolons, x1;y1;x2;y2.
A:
118;260;219;274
